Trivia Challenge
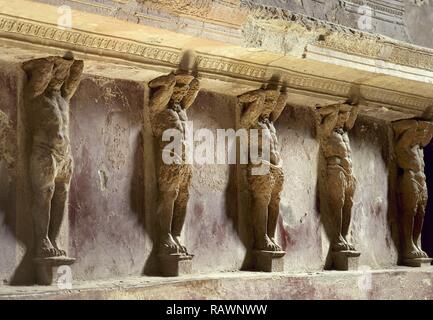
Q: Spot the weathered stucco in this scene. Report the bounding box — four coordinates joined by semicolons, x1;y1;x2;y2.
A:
405;0;433;49
68;76;146;280
184;92;245;273
276;105;323;272
272;105;396;272
350;117;397;268
0;62;19;285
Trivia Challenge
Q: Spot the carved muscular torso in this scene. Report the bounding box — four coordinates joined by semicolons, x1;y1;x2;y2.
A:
152;102;188;163
250;118;281;167
395;141;426;188
31;90;70;158
321;128;352;174
395;144;425;172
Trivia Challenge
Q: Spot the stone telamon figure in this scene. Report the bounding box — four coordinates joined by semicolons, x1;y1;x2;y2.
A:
239;86;288;252
149;71;200;256
315;103;359;253
393;119;433;261
23;54;83;258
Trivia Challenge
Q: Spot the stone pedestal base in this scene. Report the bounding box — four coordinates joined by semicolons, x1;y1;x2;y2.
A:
34;257;75;286
253;250;285;272
402;258;433;268
4;268;433;299
159;253;193;277
332;251;361;271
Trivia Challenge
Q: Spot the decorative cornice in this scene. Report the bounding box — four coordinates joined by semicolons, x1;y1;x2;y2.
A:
137;0;214;18
280;70;430;112
0;14;181;65
243;4;433;73
196;55;266;79
31;0;433;73
0;13;431;114
0;14;266;80
37;0;245;30
344;0;404;17
316;33;433;72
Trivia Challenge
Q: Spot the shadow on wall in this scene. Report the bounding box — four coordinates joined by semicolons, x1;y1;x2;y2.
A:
0;63;35;285
422;142;433;257
0;105;18;284
385;122;402;265
141;78;162;276
316;152;333;270
131;131;147;273
141;131;159;276
227;130;253;270
230;97;255;271
226;161;253;270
